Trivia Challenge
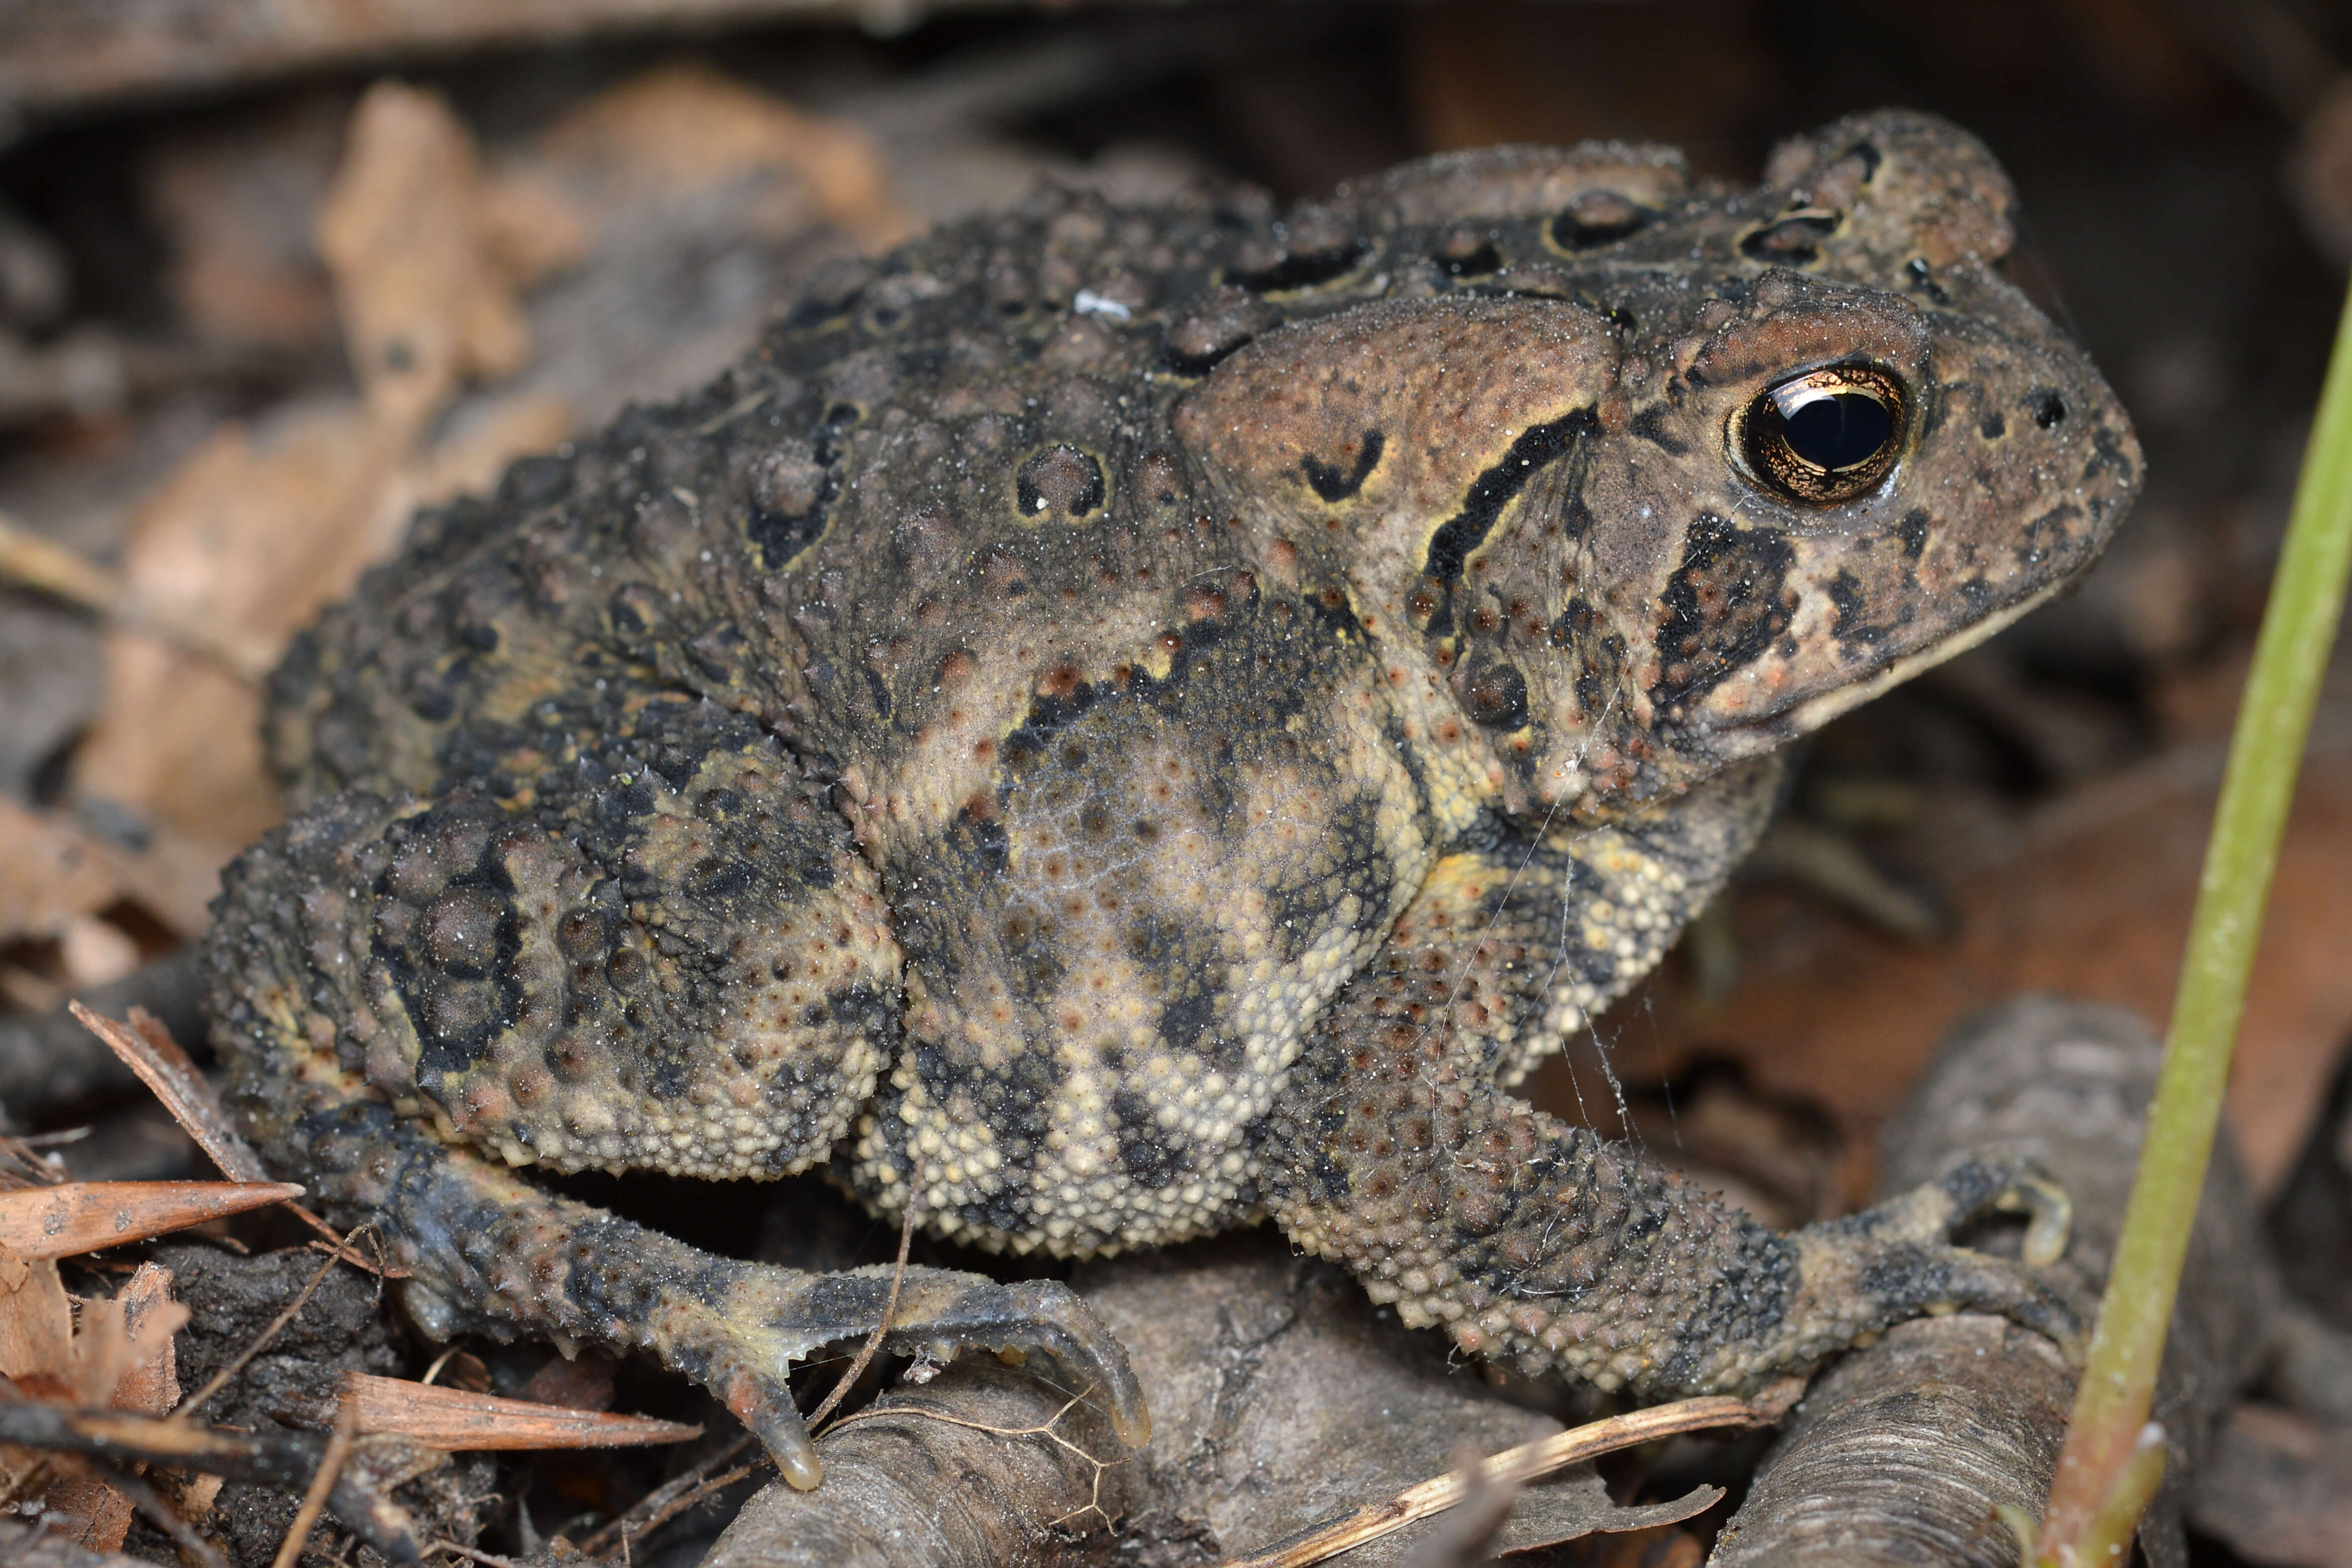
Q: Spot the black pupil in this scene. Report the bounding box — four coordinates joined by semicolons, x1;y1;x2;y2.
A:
1777;389;1892;471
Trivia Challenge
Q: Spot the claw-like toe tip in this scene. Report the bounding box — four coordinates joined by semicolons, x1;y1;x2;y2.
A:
1107;1383;1152;1449
779;1448;825;1491
731;1383;824;1490
2023;1185;2072;1269
758;1409;825;1490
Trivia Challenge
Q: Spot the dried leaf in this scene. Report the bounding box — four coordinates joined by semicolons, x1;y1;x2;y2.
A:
74;81;549;876
142;95;343;353
340;1371;702;1450
0;797;129;945
315;82;533;426
1653;749;2352;1192
42;1264;186;1551
0;1180;303;1261
67;1262;186;1413
0;1517;153;1566
536;63;916;249
472;173;592;287
2188;1404;2352;1568
0;1248;72;1377
71;403;407;858
0;1403;422;1562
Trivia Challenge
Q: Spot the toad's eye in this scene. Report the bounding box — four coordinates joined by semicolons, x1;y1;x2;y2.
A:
1732;365;1907;505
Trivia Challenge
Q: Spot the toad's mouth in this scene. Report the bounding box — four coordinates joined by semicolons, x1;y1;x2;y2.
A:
1723;569;2079;741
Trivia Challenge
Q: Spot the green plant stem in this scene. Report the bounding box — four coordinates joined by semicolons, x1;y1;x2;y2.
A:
2036;278;2352;1565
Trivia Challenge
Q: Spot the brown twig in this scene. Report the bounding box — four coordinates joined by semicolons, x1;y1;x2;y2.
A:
805;1199;919;1436
274;1395;360;1568
574;1434;757;1558
339;1371;701;1450
72;1003;356;1252
0;1178;305;1259
1218;1395;1768;1568
0;1403;422;1562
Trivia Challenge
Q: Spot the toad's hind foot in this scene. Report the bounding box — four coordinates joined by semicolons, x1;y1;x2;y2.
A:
707;1263;1152;1488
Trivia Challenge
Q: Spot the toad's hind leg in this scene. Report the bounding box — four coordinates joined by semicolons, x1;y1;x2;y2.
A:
242;1094;1145;1488
203;704;1146;1485
1259;763;2079;1398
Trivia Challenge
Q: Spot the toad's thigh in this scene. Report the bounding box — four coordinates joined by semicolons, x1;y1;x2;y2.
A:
210;700;903;1181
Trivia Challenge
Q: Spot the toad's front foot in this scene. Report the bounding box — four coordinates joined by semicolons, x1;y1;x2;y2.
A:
1763;1153;2084;1380
694;1264;1152;1488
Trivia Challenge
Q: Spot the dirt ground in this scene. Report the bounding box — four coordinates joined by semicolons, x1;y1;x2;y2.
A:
0;2;2348;1565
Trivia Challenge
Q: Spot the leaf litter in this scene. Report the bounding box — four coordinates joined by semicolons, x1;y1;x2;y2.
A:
0;12;2347;1564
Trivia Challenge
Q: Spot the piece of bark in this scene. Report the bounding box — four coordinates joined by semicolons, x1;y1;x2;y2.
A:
0;794;132;946
705;1235;1723;1568
1711;996;2275;1568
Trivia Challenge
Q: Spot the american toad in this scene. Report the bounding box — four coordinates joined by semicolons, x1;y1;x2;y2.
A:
204;111;2140;1486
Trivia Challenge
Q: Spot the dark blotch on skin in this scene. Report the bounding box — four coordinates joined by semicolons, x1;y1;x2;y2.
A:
1827;572;1878;644
1114;1090;1185;1188
1016;445;1107;522
1739;213;1839;266
1302;429;1385;502
1904;258;1953;304
1551;191;1650;250
1653;513;1796;709
1460;658;1531;730
1898;510;1931;558
1228;238;1368;293
1629;406;1686;456
1437;235;1503;277
746;443;838;571
1425;410;1599;584
1158;988;1217;1054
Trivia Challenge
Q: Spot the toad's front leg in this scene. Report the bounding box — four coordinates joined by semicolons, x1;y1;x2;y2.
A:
1257;794;2078;1398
